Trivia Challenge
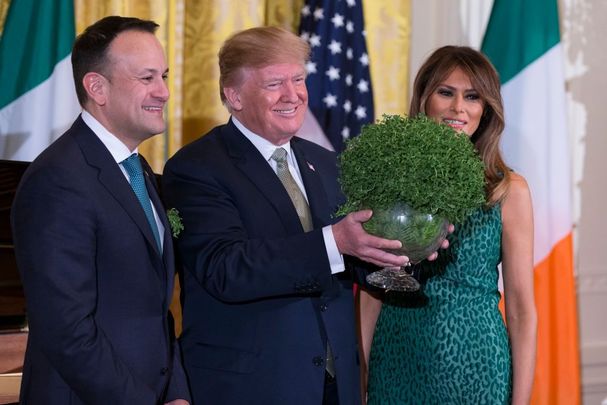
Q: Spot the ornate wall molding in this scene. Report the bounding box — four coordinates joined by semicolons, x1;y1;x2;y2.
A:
577;273;607;294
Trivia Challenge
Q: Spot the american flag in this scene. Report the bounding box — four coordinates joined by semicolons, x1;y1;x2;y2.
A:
299;0;375;152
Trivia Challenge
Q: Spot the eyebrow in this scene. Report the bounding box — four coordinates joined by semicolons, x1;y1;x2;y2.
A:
437;84;477;92
139;67;169;75
264;69;306;81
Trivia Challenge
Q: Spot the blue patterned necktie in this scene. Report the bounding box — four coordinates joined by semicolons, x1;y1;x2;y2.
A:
121;154;162;251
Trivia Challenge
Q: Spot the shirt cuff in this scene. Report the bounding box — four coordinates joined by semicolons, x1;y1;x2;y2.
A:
322;225;345;274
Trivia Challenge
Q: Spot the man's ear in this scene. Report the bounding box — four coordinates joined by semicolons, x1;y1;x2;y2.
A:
83;72;108;106
223;86;242;111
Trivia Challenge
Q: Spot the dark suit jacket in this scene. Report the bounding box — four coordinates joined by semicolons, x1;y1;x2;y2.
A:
11;116;190;404
163;120;366;405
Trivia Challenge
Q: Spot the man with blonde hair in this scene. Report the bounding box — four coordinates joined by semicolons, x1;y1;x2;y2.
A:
163;26;408;405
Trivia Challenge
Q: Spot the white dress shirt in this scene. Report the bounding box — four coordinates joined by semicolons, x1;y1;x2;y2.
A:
81;111;165;249
232;116;344;274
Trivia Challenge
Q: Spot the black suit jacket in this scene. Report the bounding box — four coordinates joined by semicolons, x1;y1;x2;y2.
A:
11;115;190;404
163;120;366;405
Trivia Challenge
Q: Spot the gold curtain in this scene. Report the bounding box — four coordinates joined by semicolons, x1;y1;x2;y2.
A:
179;0;410;149
1;0;410;336
0;0;9;34
1;0;410;169
364;0;411;116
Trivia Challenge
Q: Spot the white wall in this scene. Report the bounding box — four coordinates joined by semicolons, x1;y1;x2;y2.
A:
409;0;493;90
563;0;607;402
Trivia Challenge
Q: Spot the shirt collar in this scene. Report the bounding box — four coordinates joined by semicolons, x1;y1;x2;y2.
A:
231;116;293;164
81;110;137;164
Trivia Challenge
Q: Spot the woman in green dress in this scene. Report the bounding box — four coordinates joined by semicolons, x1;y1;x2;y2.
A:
360;46;537;404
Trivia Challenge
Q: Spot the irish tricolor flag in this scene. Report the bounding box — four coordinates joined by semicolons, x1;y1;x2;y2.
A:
0;0;80;161
482;0;580;403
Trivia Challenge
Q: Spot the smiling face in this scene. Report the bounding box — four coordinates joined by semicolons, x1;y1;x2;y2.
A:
88;30;169;150
224;62;308;145
425;67;485;137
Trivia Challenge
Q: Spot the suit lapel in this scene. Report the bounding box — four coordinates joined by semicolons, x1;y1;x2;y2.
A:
71;117;163;262
222;122;304;234
144;171;174;305
140;158;170;255
144;172;169;252
291;138;332;227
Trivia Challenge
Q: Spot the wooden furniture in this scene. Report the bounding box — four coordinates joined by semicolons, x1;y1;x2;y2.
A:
0;160;28;327
0;160;29;403
0;331;26;404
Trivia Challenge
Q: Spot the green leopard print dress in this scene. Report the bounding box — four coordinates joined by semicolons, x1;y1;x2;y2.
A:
367;205;511;404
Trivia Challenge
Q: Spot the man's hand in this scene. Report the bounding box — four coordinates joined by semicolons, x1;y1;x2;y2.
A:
333;210;454;266
332;210;409;268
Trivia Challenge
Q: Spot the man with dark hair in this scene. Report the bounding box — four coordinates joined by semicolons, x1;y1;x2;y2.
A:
12;16;190;404
163;26;410;405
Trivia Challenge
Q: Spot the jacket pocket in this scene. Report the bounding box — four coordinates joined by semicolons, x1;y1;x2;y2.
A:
184;343;257;374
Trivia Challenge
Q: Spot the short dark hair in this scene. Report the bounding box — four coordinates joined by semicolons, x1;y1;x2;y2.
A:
71;16;159;106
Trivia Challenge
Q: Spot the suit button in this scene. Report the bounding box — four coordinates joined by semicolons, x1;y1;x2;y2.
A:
161;367;169;375
320;303;328;312
312;356;324;367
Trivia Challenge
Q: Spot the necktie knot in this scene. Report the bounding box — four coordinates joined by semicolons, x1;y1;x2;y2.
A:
122;153;144;178
271;147;288;165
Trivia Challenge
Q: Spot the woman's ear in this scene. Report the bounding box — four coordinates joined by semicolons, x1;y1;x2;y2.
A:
82;72;108;106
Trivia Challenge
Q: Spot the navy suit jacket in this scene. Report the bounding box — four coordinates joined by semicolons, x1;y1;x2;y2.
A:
163;120;368;405
11;116;190;404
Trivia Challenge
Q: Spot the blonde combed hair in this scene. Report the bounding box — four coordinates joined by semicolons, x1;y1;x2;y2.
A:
218;26;311;105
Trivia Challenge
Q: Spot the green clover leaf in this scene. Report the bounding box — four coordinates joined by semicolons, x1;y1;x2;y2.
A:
167;208;184;238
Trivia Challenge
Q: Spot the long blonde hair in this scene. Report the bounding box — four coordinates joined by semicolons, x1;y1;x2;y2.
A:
410;45;510;205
